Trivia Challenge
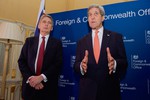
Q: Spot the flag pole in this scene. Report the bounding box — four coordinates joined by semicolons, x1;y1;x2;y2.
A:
34;0;45;36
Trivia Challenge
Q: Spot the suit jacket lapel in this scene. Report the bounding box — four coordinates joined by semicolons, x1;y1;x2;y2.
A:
44;36;53;56
32;36;39;73
86;32;96;63
99;29;111;62
33;37;39;54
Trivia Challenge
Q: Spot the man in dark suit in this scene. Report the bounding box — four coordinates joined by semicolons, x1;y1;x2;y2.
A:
74;4;128;100
18;14;63;100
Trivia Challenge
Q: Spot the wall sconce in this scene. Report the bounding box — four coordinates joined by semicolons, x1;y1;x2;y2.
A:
0;22;23;100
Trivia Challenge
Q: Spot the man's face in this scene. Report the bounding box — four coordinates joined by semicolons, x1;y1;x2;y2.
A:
88;7;104;30
38;16;53;35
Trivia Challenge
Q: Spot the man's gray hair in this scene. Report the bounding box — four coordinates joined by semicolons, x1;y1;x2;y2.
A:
40;13;54;26
88;4;105;16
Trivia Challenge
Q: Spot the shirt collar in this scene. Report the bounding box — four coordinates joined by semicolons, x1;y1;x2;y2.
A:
39;34;50;40
92;26;104;36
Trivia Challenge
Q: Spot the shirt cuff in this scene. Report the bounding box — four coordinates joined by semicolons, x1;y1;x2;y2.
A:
41;74;48;82
80;63;85;75
113;60;117;73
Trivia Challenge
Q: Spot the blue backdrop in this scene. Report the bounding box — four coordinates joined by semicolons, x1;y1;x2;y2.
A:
50;1;150;100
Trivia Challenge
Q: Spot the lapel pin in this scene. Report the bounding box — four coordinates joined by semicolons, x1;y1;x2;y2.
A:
107;34;110;37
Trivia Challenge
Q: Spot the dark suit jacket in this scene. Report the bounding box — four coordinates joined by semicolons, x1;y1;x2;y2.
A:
74;29;128;100
18;35;63;100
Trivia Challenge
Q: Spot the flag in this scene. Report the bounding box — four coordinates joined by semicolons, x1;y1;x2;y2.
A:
34;0;45;36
